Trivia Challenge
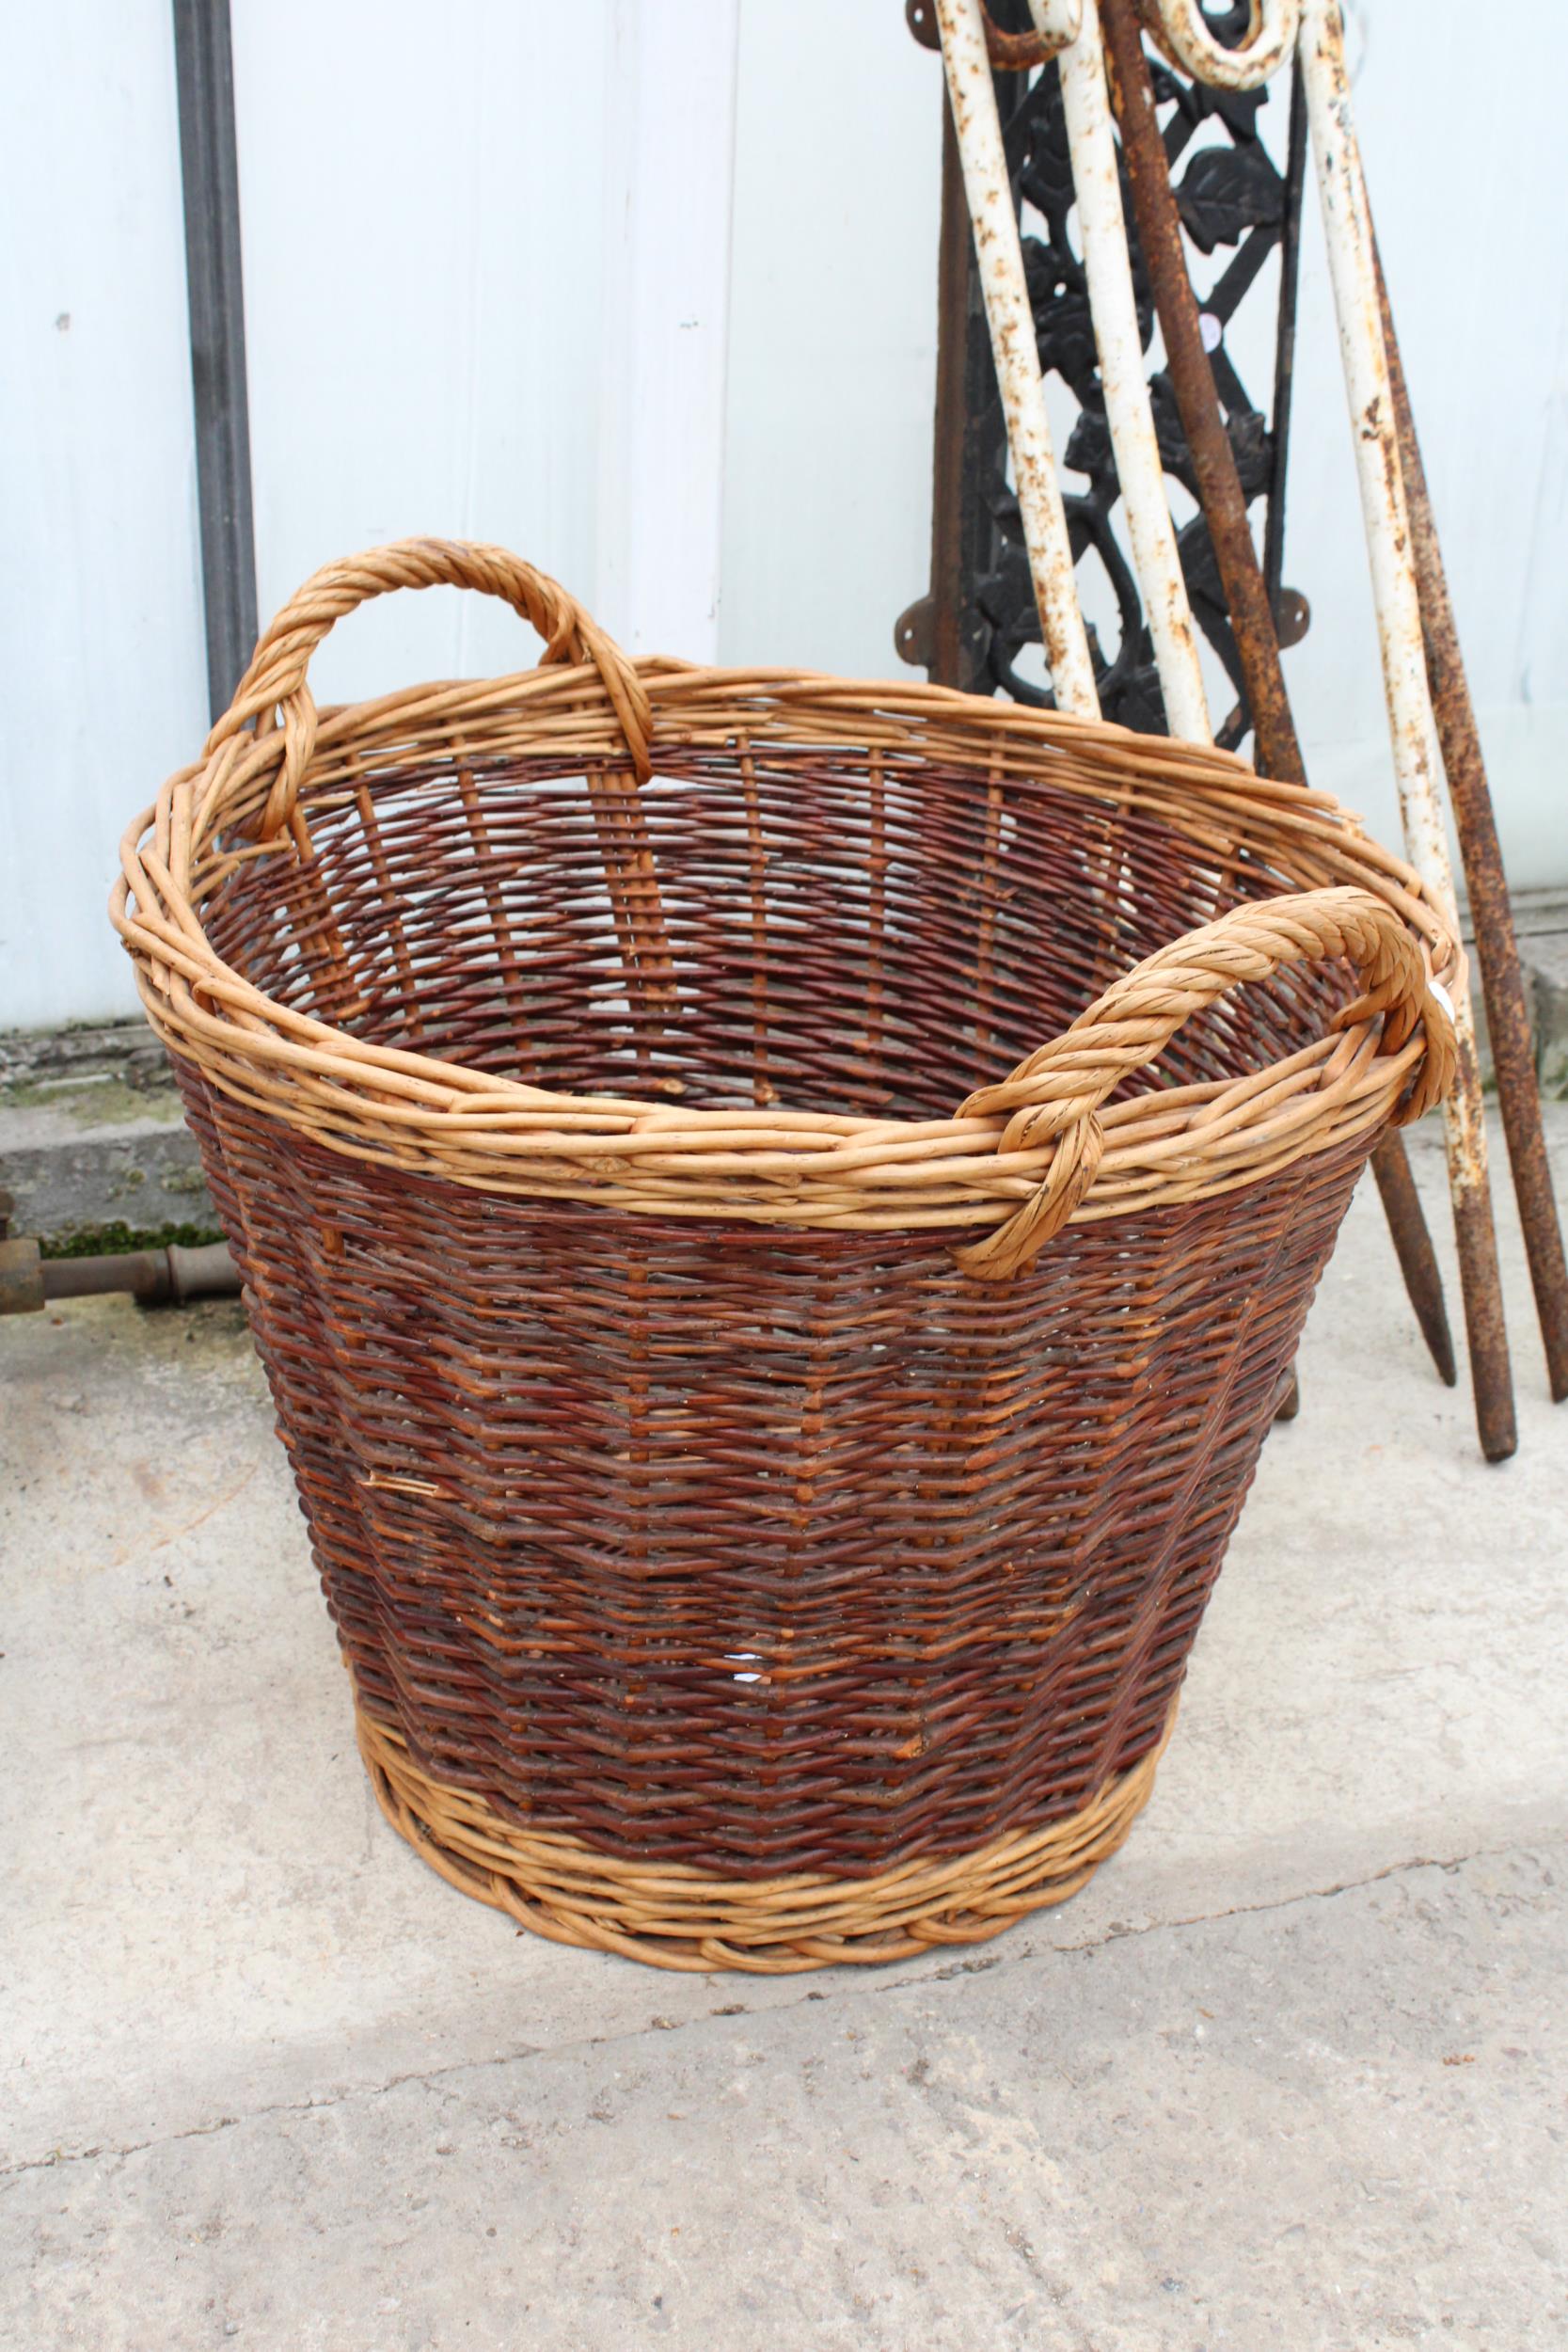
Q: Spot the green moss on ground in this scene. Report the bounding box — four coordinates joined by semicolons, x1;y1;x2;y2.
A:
41;1220;224;1261
3;1076;184;1125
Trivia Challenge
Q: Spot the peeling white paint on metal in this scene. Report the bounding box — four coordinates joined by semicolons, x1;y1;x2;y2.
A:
1050;0;1212;744
1141;0;1300;91
1027;0;1085;43
935;0;1101;718
1299;0;1491;1198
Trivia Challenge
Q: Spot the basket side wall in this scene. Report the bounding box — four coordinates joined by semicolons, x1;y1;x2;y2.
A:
173;1060;1367;1881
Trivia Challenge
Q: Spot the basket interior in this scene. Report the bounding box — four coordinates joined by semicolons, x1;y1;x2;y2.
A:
200;739;1350;1117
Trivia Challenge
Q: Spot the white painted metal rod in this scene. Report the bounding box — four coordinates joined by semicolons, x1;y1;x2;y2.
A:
1297;5;1461;930
1298;0;1488;1194
1046;0;1212;743
1028;0;1085;43
934;0;1101;718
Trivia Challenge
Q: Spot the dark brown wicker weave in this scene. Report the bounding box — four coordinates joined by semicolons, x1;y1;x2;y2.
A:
115;541;1459;1971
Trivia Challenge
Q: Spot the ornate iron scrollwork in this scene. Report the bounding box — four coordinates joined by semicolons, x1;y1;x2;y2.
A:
901;3;1307;746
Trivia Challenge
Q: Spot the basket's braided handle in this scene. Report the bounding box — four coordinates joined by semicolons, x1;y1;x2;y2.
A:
208;538;655;842
954;886;1456;1279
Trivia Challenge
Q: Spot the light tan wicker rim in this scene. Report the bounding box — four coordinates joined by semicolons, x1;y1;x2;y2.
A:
356;1687;1177;1974
114;538;1461;1276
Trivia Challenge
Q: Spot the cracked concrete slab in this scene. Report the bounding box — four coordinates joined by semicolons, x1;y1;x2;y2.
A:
2;1106;1565;2347
4;1851;1563;2349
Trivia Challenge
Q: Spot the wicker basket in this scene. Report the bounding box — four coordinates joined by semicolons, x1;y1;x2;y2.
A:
115;540;1459;1973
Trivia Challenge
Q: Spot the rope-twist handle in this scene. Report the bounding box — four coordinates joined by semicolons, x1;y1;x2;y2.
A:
954;885;1455;1278
208;538;654;843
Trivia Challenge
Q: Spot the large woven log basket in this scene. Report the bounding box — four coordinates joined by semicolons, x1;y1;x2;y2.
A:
115;539;1459;1973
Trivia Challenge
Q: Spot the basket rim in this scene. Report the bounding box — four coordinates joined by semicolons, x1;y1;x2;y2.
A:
113;555;1462;1274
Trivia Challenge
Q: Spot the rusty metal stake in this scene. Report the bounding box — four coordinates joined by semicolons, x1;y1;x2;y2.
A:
910;79;994;691
1100;0;1303;781
1098;0;1462;1409
1370;235;1568;1406
1370;1131;1458;1388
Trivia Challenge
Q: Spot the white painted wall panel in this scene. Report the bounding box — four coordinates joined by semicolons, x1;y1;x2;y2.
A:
718;0;942;680
596;0;739;660
0;2;206;1028
230;0;613;708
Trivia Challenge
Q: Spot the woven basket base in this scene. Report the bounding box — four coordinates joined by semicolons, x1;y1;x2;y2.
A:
355;1698;1177;1975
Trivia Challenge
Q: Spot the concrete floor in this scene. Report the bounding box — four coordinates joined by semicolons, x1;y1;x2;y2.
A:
3;1109;1565;2351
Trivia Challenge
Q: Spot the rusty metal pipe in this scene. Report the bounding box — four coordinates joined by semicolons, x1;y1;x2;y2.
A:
45;1240;240;1307
0;1237;240;1313
1370;236;1568;1406
1097;0;1461;1406
40;1249;176;1304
